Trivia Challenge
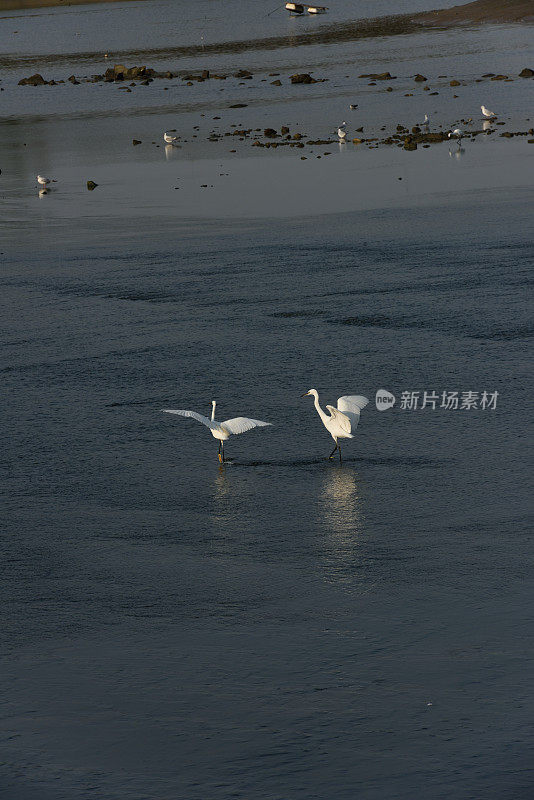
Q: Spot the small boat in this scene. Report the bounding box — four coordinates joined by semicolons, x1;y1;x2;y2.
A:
307;4;328;12
285;2;305;13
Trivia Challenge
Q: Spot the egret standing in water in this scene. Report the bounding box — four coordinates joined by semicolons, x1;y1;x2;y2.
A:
302;389;369;463
448;127;463;142
37;175;51;189
162;401;272;462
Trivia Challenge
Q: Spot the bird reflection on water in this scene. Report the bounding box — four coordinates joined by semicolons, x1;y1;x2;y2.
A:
318;467;365;583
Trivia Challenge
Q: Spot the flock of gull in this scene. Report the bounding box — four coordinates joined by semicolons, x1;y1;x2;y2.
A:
35;106;498;192
337;104;497;143
163;391;369;464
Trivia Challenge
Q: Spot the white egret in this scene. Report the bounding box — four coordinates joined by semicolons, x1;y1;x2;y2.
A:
37;174;51;188
337;121;347;140
163;132;179;145
301;389;369;463
481;105;496;119
448;127;463;141
162;400;272;462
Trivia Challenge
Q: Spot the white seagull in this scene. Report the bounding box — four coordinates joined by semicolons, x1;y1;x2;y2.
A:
481;105;497;119
302;389;369;463
37;175;51;188
162;400;272;462
337;121;347;140
448;127;463;140
163;132;179;145
421;113;429;127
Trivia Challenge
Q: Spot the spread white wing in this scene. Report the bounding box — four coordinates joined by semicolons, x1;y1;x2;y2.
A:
326;405;352;435
162;409;219;431
221;417;272;436
337;395;369;430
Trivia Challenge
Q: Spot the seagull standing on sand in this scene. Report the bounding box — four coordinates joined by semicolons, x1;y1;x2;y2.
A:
37;175;51;189
481;105;497;118
301;389;369;463
162;400;272;462
163;132;179;145
337;121;347;140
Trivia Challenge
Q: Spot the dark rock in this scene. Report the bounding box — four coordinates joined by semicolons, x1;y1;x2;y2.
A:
404;139;417;150
414;74;427;82
201;70;210;79
234;69;253;78
271;79;282;86
290;73;316;84
412;126;421;134
359;72;395;80
519;68;534;78
490;74;508;81
132;139;142;145
229;103;247;108
68;75;79;84
450;79;461;86
87;181;98;190
18;73;48;86
281;126;289;135
264;128;278;137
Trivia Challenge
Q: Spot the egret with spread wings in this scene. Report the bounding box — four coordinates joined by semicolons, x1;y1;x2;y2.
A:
301;389;369;463
162;400;272;462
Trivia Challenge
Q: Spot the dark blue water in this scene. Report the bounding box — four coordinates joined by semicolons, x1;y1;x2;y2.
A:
1;196;533;799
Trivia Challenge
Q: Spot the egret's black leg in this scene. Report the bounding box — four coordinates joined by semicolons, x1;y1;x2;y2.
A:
338;443;342;464
328;443;337;460
221;442;225;463
218;441;223;463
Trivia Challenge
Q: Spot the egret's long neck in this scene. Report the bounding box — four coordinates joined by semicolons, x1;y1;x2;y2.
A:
211;401;216;421
313;392;329;425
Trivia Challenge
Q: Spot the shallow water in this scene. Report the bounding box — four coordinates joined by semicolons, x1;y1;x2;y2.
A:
1;1;534;798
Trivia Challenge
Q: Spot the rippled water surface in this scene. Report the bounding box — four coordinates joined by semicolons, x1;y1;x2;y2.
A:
1;1;534;798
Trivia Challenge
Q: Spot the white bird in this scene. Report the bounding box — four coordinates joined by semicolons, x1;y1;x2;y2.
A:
163;132;179;144
448;127;463;140
481;105;496;119
37;174;50;188
301;389;369;463
337;121;347;140
421;113;429;127
162;400;272;462
349;104;358;110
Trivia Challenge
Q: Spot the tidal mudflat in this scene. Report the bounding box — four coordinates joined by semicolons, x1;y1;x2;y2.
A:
1;1;533;798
